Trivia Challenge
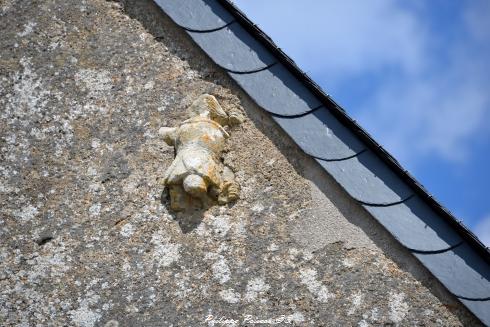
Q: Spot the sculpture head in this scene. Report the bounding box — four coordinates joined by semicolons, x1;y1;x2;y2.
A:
188;94;229;126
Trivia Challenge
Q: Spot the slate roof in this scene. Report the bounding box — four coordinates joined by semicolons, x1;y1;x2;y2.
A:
153;0;490;324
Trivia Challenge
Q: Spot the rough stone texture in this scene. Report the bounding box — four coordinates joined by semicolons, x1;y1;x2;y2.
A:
0;0;482;326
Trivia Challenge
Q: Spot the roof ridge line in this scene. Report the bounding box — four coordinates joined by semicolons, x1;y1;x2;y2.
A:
217;0;490;262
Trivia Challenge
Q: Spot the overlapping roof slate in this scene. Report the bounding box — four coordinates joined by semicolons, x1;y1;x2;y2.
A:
153;0;490;324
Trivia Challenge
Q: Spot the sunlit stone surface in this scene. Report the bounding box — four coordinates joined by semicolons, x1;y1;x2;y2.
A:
0;0;481;325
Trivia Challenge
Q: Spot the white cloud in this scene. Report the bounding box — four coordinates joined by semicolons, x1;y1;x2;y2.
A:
235;0;426;79
358;57;489;165
356;0;490;165
235;0;490;168
474;215;490;247
464;0;490;43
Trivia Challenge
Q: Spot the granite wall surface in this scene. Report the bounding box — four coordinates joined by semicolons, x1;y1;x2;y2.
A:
0;0;482;325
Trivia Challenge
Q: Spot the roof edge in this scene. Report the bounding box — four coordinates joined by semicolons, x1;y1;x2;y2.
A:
217;0;490;263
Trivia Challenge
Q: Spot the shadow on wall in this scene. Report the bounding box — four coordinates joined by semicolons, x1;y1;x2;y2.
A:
160;188;204;233
160;187;235;233
119;0;480;324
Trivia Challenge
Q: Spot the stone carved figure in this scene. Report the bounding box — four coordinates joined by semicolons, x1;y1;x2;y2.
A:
159;94;243;211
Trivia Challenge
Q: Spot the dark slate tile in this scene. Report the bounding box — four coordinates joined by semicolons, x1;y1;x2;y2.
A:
273;107;365;160
364;196;462;252
415;243;490;299
316;150;413;205
458;299;490;326
229;63;322;116
188;22;276;72
154;0;233;31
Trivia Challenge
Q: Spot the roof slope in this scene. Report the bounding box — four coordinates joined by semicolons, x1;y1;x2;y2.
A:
154;0;490;324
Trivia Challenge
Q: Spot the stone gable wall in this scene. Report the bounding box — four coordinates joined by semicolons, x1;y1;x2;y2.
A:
0;0;480;325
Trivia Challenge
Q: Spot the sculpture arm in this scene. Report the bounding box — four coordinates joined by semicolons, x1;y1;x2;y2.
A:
159;126;177;146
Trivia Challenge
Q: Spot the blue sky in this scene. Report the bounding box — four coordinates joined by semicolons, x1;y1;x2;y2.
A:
233;0;490;246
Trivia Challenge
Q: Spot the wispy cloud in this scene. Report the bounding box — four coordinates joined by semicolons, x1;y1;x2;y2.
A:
235;0;490;168
474;215;490;247
357;1;490;165
464;0;490;43
235;0;426;78
358;52;490;165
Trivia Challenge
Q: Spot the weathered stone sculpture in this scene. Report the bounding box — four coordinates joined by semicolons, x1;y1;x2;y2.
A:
159;94;243;211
